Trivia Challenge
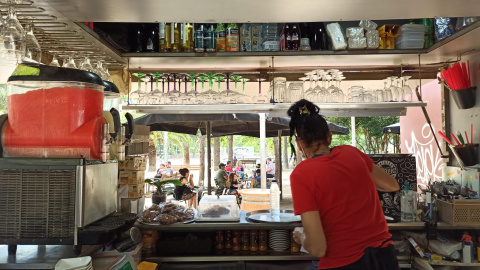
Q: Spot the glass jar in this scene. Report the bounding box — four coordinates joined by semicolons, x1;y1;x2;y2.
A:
288;82;304;103
250;230;258;252
215;230;224;250
241;231;250;251
268;77;287;103
232;230;241;251
291;231;301;253
258;230;268;251
225;230;233;249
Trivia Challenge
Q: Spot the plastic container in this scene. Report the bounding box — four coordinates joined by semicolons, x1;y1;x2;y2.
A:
262;23;280;51
196;195;240;222
455;144;478;166
451;86;476;109
270;180;280;217
5;63;105;160
437;199;480;225
395;38;425;49
401;184;416;222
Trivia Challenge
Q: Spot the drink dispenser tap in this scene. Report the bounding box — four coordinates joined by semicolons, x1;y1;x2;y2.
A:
101;123;110;162
117;126;125;161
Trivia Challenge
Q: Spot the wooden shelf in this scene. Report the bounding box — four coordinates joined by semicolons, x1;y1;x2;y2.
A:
145;251;317;262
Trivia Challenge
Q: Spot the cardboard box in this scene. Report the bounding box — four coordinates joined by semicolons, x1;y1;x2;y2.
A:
130;170;145;184
120;184;143;198
120;156;147;171
119;170;130;184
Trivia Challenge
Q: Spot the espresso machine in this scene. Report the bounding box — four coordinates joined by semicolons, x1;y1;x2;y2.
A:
0;63;135;255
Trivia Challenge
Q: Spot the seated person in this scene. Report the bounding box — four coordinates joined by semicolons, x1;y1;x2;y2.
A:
225;160;234;174
227;173;243;197
235;160;245;179
155;163;166;177
215;163;228;189
266;157;275;178
253;169;261;188
174;168;197;209
165;161;174;177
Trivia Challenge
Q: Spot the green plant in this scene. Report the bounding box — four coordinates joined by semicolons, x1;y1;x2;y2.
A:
144;179;182;195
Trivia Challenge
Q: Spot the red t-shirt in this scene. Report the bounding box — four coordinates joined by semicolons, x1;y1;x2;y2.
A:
290;145;391;269
225;165;233;173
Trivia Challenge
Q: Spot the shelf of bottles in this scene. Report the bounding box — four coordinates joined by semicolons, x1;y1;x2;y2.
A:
124;69;427;117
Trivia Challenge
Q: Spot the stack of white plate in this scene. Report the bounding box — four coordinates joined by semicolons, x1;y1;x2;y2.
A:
55;256;92;270
269;229;291;251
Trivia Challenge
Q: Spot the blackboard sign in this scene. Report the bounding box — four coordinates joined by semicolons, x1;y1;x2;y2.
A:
368;154;417;223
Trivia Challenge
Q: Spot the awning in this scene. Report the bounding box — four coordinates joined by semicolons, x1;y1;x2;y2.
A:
383;123;400;134
133;113;349;137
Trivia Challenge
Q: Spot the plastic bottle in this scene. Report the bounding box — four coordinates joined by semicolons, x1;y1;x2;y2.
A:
401;184;415;222
262;23;280;51
291;24;300;50
284;24;292;50
194;24;205;52
226;23;240;52
270;180;280;217
462;235;472;263
291;230;301;252
215;23;226;52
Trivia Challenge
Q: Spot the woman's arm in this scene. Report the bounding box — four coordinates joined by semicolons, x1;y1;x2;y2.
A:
371;164;400;192
295;211;327;258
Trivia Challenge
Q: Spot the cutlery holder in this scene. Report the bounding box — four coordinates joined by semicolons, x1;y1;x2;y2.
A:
455;144;478;166
451;86;476;109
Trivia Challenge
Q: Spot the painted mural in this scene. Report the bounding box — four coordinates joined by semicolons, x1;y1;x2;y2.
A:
401;80;443;189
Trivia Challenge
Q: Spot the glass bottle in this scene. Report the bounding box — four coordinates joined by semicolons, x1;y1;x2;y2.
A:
215;230;224;250
310;22;328;50
291;231;301;253
241;230;250;251
165;23;172;52
172;23;181;52
215;23;226;52
259;230;267;251
204;24;216;52
285;24;292;51
194;24;205;52
232;230;241;251
291;24;300;51
159;22;167;52
131;24;145;52
226;23;240;52
225;230;233;249
250;230;258;252
182;23;194;52
145;24;159;52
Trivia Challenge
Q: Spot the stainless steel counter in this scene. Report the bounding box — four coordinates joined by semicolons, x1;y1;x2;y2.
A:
135;211;479;231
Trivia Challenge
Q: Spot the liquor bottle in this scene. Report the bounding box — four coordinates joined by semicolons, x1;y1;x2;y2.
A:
130;24;145;52
310;22;328;50
165;23;172;52
215;23;226;52
285;24;292;50
159;22;167;52
291;24;300;50
204;24;216;52
172;23;181;52
194;24;205;52
182;23;194;52
226;23;240;52
145;24;159;52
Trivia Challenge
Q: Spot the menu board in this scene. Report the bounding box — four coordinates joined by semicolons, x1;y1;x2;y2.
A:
368;154;417;223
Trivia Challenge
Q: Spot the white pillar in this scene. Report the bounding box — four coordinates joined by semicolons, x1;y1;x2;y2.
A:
351;116;356;147
259;113;267;189
164;132;169;163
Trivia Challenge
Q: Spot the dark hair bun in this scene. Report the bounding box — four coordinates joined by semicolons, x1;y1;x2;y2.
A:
179;168;189;176
287;99;320;118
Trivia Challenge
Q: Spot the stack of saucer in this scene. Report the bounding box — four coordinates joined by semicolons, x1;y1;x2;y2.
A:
55;256;92;270
268;229;290;251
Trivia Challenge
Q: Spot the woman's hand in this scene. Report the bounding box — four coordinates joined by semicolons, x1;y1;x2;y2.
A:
189;174;194;180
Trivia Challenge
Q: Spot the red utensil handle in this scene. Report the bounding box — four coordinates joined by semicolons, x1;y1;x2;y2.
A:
438;131;454;145
451;133;463;148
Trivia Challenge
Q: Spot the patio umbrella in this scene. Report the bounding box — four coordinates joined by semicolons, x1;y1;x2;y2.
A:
383;123;400;134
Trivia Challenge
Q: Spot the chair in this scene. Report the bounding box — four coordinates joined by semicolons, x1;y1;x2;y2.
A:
213;177;228;195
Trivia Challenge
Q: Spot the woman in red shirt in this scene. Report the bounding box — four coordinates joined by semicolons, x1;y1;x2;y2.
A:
288;100;400;270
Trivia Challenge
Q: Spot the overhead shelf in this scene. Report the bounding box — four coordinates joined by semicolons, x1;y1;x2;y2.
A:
122;102;427;117
144;253;318;263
